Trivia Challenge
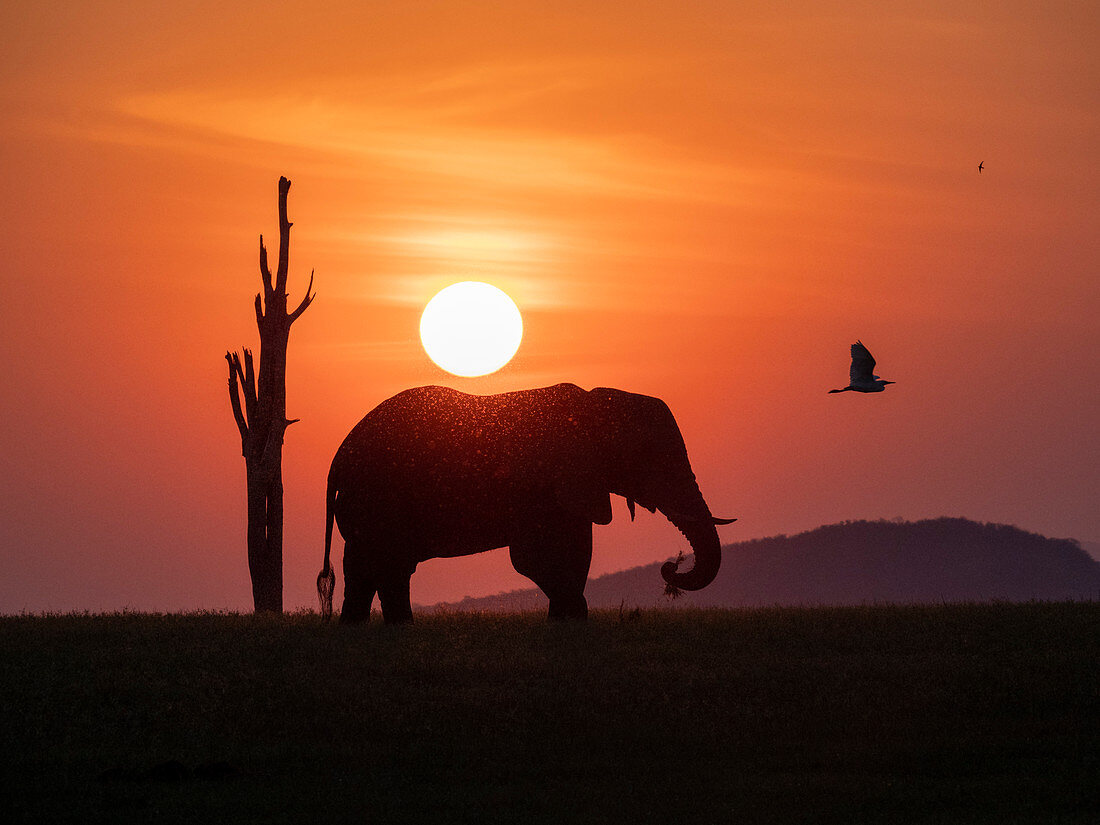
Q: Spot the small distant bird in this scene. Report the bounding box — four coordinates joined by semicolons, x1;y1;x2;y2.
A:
829;340;895;394
978;161;984;173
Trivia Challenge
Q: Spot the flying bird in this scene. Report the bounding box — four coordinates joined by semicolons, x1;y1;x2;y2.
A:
829;340;895;394
978;161;984;173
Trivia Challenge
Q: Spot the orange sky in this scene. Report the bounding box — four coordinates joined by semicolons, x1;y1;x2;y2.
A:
2;1;1097;612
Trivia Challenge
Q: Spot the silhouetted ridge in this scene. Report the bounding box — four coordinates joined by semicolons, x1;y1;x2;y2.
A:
433;518;1099;611
1084;541;1100;563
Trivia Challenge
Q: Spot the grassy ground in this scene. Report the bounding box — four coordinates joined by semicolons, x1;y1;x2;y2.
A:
1;603;1097;824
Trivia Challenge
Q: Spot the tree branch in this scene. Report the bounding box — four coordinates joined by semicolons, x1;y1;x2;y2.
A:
259;234;274;303
226;352;248;449
241;348;257;424
275;177;292;295
227;350;248;395
289;269;315;323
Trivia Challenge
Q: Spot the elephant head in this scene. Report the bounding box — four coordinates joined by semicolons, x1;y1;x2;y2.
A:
576;387;735;593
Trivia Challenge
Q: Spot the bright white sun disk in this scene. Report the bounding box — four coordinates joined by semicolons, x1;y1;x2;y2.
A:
419;282;523;377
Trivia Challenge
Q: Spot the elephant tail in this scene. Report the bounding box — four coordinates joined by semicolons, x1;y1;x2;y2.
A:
317;475;337;622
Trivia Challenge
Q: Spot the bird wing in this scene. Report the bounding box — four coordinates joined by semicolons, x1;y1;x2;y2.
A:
850;340;876;383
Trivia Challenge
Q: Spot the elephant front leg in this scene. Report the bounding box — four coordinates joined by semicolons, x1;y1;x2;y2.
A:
377;575;414;625
509;517;593;620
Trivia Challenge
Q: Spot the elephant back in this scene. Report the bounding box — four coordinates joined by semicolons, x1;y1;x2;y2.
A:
328;384;593;534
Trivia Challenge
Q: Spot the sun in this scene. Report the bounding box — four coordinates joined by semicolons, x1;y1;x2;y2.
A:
419;282;523;377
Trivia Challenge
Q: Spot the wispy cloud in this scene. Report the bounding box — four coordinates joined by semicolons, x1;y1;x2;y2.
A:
109;62;765;207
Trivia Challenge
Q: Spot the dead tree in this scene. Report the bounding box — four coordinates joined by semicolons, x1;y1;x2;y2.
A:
226;176;314;613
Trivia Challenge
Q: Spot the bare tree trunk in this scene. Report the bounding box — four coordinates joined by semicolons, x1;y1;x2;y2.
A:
226;177;314;613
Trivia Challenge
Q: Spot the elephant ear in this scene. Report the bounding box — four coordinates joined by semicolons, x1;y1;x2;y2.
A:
551;389;613;525
554;474;613;525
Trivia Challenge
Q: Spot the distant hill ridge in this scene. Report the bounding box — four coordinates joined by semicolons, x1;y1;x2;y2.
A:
432;518;1100;612
1083;541;1100;563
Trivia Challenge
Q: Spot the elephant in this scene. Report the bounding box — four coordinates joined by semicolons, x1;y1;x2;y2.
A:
316;383;734;623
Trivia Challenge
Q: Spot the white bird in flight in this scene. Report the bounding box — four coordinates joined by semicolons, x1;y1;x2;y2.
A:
829;341;895;394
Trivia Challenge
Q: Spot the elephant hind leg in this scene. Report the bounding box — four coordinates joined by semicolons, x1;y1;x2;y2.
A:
510;518;592;621
339;540;376;624
340;539;415;625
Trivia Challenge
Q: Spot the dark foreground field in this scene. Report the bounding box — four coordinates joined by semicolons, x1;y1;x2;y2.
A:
1;604;1097;824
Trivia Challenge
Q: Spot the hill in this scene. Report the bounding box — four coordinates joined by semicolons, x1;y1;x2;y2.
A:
435;518;1100;612
1083;541;1100;562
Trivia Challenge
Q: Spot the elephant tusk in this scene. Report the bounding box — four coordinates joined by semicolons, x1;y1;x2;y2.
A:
660;507;736;525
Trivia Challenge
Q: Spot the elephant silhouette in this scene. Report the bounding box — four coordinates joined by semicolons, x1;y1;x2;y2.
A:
317;383;734;623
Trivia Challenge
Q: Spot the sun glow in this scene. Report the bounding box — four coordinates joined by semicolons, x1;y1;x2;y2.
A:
419;282;523;376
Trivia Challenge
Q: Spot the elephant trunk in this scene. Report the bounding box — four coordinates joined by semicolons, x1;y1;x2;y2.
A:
660;498;723;593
